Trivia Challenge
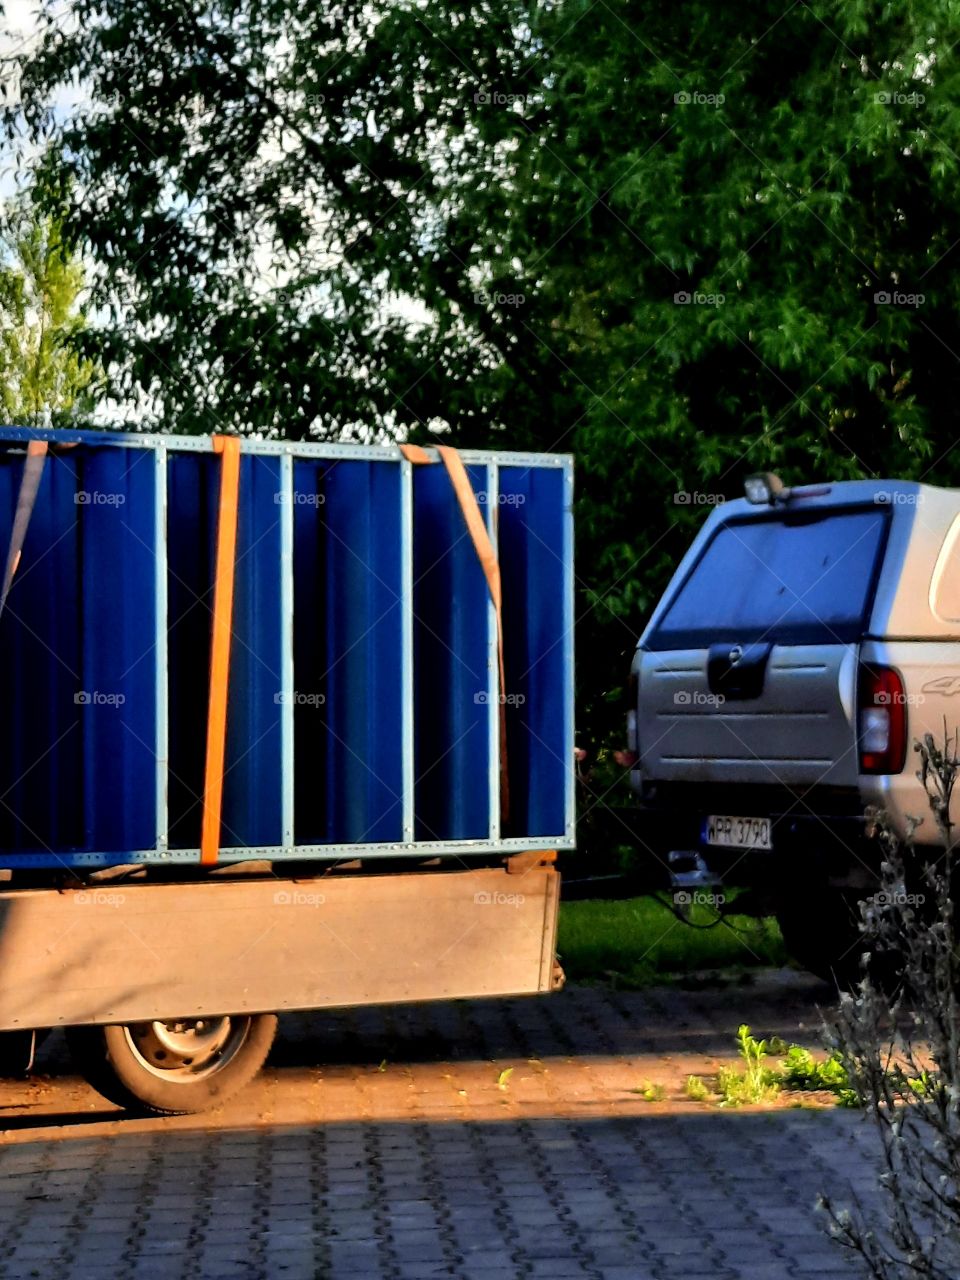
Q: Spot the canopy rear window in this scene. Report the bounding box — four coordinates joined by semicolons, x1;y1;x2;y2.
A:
647;507;889;650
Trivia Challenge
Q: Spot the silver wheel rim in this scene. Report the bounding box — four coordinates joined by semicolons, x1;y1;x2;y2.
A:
122;1016;251;1083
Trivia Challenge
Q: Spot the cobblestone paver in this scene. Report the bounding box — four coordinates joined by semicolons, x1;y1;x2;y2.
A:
0;972;880;1279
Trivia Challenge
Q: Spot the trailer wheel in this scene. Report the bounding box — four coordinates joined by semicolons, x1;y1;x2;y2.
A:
0;1030;37;1077
66;1014;277;1115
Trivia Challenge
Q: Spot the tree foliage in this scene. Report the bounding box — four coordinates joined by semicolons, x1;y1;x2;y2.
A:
11;0;960;748
0;200;99;425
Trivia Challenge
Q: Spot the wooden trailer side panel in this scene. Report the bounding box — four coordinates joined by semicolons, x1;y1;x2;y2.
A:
0;867;561;1030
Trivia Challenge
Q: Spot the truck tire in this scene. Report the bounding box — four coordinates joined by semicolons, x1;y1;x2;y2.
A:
66;1014;277;1115
777;891;901;991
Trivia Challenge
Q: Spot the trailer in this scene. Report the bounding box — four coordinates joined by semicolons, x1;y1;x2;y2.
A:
0;428;574;1112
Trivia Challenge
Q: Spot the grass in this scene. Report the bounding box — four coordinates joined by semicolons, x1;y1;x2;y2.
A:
557;894;786;988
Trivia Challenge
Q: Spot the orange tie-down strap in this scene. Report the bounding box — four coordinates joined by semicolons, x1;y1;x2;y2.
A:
201;435;241;866
0;441;49;620
400;443;510;825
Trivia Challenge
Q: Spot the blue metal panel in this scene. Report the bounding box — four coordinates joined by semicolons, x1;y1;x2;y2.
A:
412;463;490;841
292;459;404;845
0;446;83;852
166;451;217;849
221;454;283;848
78;445;157;851
499;466;570;838
0;431;574;867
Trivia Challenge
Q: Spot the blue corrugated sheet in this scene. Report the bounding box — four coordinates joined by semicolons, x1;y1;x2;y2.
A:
0;428;574;867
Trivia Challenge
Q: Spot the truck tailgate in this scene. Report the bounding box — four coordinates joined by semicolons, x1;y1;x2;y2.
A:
638;643;858;788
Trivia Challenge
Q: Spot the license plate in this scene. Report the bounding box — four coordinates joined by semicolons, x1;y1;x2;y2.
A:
704;815;772;850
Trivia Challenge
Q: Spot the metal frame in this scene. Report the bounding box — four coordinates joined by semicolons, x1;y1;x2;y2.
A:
486;461;500;843
400;457;415;842
0;426;570;469
154;445;169;854
279;453;295;847
562;458;576;846
0;428;576;868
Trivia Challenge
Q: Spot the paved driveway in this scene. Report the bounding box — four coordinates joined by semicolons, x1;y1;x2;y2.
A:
0;973;879;1279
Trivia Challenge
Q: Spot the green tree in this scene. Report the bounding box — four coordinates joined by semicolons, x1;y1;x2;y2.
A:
0;202;99;425
13;0;960;756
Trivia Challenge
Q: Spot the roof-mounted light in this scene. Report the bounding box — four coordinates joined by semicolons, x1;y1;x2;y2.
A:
744;472;790;506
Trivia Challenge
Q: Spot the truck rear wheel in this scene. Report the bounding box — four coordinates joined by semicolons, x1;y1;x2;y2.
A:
777;889;902;991
66;1013;277;1115
777;891;865;988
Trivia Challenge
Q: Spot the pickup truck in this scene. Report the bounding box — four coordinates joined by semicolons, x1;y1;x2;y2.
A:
629;472;960;983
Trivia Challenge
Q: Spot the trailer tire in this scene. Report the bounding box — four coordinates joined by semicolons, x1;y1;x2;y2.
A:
66;1014;277;1115
0;1030;37;1077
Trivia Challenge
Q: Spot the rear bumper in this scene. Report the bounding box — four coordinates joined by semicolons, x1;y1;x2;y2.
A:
633;785;877;888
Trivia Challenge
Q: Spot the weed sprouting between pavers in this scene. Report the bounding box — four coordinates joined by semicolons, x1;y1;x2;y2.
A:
684;1024;861;1108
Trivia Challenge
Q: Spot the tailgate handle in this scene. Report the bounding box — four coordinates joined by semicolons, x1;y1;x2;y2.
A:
706;642;772;700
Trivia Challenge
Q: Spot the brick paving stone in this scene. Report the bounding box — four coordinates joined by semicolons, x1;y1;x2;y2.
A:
0;976;889;1280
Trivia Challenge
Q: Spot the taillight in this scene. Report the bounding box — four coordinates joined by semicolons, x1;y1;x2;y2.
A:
858;664;907;775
